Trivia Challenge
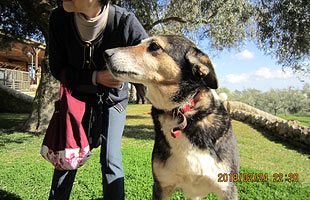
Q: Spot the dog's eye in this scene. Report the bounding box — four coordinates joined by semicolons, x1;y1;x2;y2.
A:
148;42;161;52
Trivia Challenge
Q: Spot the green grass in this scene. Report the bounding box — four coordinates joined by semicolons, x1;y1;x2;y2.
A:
0;105;309;199
277;114;310;126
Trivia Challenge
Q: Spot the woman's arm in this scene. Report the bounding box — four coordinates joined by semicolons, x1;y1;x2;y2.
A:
122;13;148;46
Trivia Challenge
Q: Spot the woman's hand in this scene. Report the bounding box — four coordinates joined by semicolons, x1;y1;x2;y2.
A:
96;70;123;88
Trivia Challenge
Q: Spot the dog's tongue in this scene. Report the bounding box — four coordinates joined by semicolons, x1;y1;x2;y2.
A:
171;130;182;138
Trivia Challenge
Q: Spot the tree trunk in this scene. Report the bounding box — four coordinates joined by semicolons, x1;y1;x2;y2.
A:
16;0;57;133
23;58;59;133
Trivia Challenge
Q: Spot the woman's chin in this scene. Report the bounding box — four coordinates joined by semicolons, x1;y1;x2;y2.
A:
63;2;76;12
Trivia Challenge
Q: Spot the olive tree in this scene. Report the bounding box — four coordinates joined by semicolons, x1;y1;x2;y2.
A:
0;0;308;132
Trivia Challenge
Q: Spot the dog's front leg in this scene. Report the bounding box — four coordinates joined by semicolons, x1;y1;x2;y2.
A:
152;180;174;200
219;184;238;200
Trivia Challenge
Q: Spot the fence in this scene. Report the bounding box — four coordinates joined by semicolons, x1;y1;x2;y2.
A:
0;68;34;92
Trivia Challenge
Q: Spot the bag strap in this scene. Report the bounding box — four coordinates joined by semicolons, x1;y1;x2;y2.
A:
59;70;69;98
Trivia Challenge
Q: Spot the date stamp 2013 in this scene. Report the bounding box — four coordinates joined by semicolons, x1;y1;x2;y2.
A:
218;173;299;183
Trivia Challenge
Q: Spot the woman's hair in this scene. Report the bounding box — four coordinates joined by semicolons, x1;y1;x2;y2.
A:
98;0;109;6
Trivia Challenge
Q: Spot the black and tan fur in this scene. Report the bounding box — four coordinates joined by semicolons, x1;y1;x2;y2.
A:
104;36;240;200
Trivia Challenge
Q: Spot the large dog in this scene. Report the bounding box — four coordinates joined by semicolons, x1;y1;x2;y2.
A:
104;36;240;200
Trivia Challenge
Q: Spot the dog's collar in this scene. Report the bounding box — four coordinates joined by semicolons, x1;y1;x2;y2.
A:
169;90;200;138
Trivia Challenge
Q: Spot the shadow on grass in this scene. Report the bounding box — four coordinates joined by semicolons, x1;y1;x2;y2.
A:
0;134;35;148
260;130;310;157
0;190;22;200
237;120;310;157
123;124;154;140
0;113;34;148
0;113;28;131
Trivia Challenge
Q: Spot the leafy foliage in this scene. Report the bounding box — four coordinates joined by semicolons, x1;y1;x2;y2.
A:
255;0;310;74
0;0;309;73
0;0;44;44
219;84;310;115
112;0;255;49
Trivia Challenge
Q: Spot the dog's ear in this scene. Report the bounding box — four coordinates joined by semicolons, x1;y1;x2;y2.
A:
185;47;218;89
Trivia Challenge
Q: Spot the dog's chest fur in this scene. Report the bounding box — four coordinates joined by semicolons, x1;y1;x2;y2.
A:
154;122;230;196
151;95;233;198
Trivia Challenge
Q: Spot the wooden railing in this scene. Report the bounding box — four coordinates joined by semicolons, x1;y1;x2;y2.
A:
0;68;33;92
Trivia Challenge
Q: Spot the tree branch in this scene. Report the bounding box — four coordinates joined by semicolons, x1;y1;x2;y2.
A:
202;0;229;24
16;0;53;39
151;0;166;33
146;17;187;31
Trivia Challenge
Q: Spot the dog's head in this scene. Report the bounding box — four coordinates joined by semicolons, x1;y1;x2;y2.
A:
104;35;218;110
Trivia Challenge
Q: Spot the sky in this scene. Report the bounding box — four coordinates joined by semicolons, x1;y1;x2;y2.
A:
198;41;309;92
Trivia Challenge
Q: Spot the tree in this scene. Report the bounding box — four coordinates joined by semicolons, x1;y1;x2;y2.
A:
0;0;309;132
283;87;305;114
1;0;59;132
111;0;254;49
225;86;310;115
240;89;264;109
112;0;309;73
301;84;310;113
224;88;265;110
0;1;44;47
256;89;281;115
255;0;310;74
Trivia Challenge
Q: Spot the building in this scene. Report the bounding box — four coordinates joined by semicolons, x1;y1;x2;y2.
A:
0;36;45;92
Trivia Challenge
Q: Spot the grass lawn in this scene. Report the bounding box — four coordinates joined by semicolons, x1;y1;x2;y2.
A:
0;104;309;200
277;114;310;126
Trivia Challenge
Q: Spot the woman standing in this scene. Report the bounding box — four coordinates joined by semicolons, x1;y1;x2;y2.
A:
48;0;147;199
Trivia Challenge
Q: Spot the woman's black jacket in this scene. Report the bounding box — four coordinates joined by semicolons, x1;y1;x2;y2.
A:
49;4;148;111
